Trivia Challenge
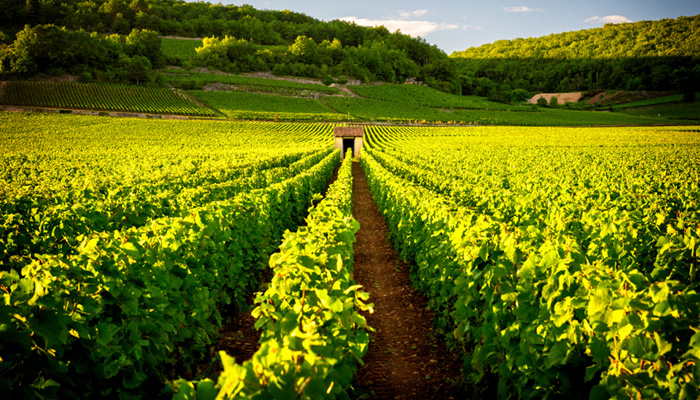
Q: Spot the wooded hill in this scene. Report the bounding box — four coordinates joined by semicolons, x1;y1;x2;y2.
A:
0;0;460;92
451;15;700;100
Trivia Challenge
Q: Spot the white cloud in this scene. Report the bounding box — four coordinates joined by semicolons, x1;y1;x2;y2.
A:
503;6;539;13
399;9;429;18
340;16;460;37
584;15;633;24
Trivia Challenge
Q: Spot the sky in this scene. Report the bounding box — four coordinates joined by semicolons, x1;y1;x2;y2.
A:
196;0;700;54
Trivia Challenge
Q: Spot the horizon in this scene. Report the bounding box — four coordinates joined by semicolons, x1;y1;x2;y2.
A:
186;0;700;54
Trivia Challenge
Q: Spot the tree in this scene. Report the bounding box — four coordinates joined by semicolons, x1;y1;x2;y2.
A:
120;54;151;84
125;28;163;68
290;35;318;64
511;88;530;103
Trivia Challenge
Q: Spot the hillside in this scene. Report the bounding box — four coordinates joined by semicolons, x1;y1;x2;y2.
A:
0;0;460;93
451;15;700;97
452;15;700;59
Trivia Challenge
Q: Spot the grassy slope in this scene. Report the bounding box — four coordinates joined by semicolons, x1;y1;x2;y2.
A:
163;70;340;94
610;94;684;109
190;90;353;121
325;88;679;125
349;84;527;111
0;81;215;116
619;101;700;120
162;38;203;59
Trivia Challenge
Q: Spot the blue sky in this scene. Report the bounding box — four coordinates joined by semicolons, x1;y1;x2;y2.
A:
200;1;700;53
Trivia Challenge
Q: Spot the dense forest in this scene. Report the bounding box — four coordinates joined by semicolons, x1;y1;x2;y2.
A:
0;0;460;92
452;15;700;100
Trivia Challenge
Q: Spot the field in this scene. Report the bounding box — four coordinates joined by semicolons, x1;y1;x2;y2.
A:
610;94;685;109
190;90;353;121
361;124;700;399
0;113;362;399
163;69;341;94
351;84;529;111
619;100;700;120
3;77;696;125
324;95;677;125
2;111;699;399
0;81;215;116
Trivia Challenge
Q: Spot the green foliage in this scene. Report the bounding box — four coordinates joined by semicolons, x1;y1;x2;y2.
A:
452;15;700;93
0;24;163;83
361;125;700;399
349;84;524;110
323;95;671;125
161;38;203;63
171;153;370;399
0;114;339;398
619;99;700;120
191;36;264;73
190;90;353;121
453;15;700;60
162;69;341;94
0;0;457;86
510;89;530;104
0;80;215;116
124;28;164;69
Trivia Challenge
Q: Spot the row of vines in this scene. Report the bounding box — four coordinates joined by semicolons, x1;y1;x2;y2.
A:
173;153;371;399
0;114;355;399
361;125;700;399
0;81;216;116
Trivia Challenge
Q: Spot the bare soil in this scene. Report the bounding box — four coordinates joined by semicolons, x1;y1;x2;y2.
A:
351;162;464;399
528;92;583;104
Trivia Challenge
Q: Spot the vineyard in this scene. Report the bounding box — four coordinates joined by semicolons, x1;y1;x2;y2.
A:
2;112;699;399
360;125;700;399
190;90;352;121
0;81;216;116
0;113;356;398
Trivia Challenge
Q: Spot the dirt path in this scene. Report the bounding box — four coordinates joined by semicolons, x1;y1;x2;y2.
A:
351;162;464;399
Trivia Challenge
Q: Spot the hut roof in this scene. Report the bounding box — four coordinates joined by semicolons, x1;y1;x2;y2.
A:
333;126;364;137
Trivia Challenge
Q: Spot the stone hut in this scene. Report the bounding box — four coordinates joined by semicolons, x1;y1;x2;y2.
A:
333;126;363;159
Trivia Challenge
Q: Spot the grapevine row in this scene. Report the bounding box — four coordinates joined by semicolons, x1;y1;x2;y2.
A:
173;153;370;399
362;126;700;399
0;81;215;116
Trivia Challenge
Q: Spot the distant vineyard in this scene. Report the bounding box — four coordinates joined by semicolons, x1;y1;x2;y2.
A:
362;125;700;399
0;81;216;116
191;90;354;121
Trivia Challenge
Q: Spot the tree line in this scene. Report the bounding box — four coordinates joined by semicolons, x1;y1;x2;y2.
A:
0;0;461;92
452;15;700;101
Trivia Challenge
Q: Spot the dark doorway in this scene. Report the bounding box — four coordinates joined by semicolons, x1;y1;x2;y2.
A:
343;138;354;158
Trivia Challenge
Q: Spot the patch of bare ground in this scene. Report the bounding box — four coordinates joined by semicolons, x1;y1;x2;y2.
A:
528;92;582;104
162;36;204;41
241;71;364;86
351;162;464;399
588;91;605;104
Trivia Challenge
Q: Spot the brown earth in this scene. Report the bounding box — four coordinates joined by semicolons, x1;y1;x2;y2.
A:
351;162;464;399
588;91;606;104
528;92;582;104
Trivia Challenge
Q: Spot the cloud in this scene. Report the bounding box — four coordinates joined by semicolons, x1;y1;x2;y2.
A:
399;9;428;18
503;6;539;13
584;15;633;24
339;16;460;37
